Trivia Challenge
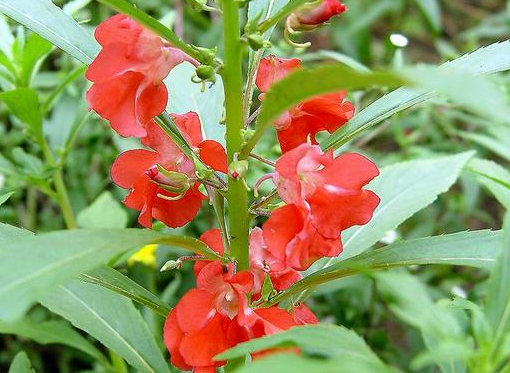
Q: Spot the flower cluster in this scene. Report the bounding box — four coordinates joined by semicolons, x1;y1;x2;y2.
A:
87;15;226;229
164;228;316;373
88;8;380;373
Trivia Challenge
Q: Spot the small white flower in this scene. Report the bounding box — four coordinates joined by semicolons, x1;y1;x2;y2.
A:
390;33;409;48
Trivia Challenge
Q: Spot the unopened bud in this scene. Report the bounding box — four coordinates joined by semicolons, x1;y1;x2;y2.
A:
160;259;182;272
195;65;216;82
247;33;265;51
228;159;249;180
146;165;191;193
287;0;347;32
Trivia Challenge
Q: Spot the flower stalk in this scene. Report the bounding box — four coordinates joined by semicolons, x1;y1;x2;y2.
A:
221;0;250;271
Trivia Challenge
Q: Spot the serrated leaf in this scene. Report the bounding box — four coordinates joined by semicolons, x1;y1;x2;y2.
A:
403;66;510;122
40;280;171;373
0;228;215;320
0;318;108;365
322;41;510;150
486;213;510;345
279;230;500;306
466;158;510;209
0;0;99;65
77;191;128;229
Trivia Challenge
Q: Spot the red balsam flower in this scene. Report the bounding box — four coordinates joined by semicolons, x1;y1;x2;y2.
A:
111;112;226;228
255;56;354;153
86;14;197;138
263;143;380;270
164;228;317;372
287;0;347;31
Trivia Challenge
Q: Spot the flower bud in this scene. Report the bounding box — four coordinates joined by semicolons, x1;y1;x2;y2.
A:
196;65;216;81
287;0;347;32
228;159;249;180
247;33;265;51
146;165;191;193
160;259;183;272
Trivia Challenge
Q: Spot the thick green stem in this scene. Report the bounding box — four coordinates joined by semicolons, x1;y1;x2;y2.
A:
222;0;250;271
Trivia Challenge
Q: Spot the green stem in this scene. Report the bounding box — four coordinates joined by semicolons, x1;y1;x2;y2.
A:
40;138;77;229
222;0;250;271
257;0;309;33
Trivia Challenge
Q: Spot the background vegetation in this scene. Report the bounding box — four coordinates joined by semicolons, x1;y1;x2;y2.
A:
0;0;509;372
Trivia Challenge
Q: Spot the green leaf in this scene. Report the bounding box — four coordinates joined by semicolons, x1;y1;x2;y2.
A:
0;0;99;65
218;324;396;373
403;66;510;122
0;318;108;365
486;213;510;345
241;65;406;157
376;270;470;373
164;62;225;145
322;41;510;150
40;280;171;373
466;158;510;209
272;230;500;305
0;88;42;135
0;228;217;321
8;352;36;373
0;223;33;251
248;0;288;39
77;191;128;229
80;265;172;317
315;152;473;268
413;0;442;34
459;131;510;163
0;191;14;206
21;32;52;86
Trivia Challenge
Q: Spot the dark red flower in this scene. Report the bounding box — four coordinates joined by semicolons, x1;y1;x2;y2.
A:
86;14;196;137
255;56;354;153
262;144;380;270
111;112;226;228
287;0;347;31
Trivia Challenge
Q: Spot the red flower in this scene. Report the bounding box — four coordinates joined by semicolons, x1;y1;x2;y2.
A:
262;144;380;270
255;56;354;153
288;0;347;31
165;258;254;372
164;290;246;373
276;92;354;153
194;228;301;293
249;227;301;292
111;112;226;228
86;14;196;137
255;55;300;93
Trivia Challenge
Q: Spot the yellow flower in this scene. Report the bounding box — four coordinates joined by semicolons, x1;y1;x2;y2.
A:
128;244;158;268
